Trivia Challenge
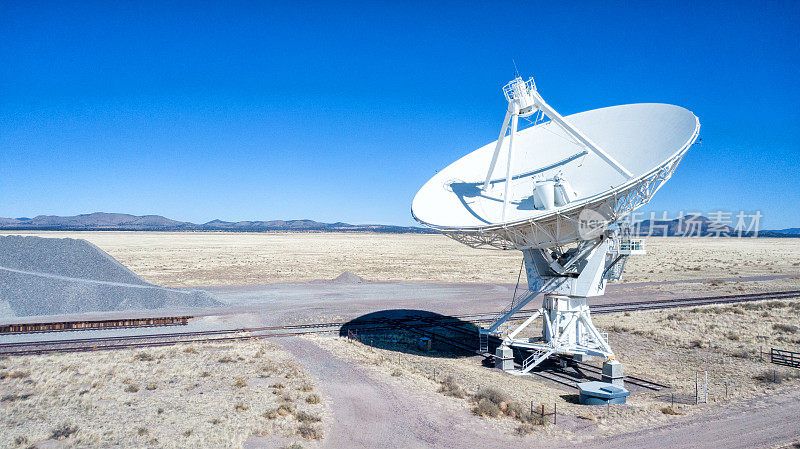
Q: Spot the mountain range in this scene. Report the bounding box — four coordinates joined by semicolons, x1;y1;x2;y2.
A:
0;212;796;237
630;215;796;238
0;213;434;233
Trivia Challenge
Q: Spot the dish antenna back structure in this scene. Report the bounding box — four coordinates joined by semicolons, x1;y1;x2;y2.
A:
412;75;699;375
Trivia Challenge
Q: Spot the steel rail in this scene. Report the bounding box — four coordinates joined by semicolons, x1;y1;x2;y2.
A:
2;289;798;357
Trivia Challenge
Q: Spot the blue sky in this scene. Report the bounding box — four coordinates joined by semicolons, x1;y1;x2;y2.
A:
1;1;798;228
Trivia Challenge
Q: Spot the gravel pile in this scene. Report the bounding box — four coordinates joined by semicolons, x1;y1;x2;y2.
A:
0;235;147;285
0;235;220;318
330;271;366;284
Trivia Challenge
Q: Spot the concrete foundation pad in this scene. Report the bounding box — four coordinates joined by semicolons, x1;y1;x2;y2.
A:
495;346;514;371
602;359;625;387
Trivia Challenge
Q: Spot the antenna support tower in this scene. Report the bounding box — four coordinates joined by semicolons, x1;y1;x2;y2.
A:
485;225;645;375
482;76;645;374
412;72;699;378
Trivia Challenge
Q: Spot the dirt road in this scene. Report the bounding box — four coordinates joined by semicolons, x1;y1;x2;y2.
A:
578;387;800;449
277;337;529;448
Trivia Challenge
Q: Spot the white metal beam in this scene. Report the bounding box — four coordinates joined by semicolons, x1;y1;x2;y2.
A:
483;109;512;191
531;90;633;179
502;112;519;222
503;309;542;342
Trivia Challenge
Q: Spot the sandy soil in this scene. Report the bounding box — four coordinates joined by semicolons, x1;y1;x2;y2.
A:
307;297;800;446
3;232;799;289
2;231;799;448
0;340;324;449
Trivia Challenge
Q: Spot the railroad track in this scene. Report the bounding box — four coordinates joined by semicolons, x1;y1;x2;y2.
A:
1;289;797;357
436;320;670;391
590;290;800;314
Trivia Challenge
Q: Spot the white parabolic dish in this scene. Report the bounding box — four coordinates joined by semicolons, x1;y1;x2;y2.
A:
412;103;700;250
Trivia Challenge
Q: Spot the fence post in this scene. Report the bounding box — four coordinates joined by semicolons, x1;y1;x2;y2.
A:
554;402;557;425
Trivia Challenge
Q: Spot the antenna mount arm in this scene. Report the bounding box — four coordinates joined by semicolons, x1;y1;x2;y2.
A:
531;90;633;179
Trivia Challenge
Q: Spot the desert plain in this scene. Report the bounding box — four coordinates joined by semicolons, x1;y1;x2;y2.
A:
4;231;800;288
1;231;800;449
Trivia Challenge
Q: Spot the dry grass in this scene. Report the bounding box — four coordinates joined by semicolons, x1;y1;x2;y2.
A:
588;297;800;403
50;423;79;440
660;406;684;415
0;340;323;448
294;410;321;423
133;351;155;362
753;369;800;384
471;388;536;423
310;296;800;439
4;232;799;287
472;397;502;417
773;323;799;334
438;375;467;398
296;423;323;440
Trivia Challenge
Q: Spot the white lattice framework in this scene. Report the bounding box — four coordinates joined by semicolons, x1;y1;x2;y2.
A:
417;141;693;251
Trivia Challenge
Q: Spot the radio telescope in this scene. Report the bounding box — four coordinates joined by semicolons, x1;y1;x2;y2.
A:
412;75;699;376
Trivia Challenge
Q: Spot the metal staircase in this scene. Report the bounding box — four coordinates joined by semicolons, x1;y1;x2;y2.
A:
511;347;555;375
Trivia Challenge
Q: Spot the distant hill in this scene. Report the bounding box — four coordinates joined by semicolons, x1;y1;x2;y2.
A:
632;215;798;237
0;212;434;234
632;215;734;237
0;212;795;237
764;227;800;236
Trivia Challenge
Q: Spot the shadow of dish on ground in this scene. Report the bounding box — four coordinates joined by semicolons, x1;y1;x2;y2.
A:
338;309;486;360
337;309;669;397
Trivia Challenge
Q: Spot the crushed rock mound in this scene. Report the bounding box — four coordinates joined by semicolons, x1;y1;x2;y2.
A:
330;271;366;284
0;234;146;285
0;235;220;318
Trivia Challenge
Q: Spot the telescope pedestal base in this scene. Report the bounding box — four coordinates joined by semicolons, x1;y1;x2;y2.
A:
495;294;615;375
